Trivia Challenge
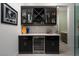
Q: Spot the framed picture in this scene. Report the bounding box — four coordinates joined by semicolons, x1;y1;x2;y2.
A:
1;3;18;25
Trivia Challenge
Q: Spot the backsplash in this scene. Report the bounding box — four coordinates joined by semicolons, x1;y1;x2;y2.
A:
29;26;58;34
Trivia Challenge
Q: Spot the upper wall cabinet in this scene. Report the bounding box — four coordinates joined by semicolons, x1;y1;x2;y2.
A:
21;6;57;26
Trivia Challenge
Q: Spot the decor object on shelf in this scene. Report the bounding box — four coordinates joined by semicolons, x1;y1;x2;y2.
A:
27;26;30;33
1;3;18;25
21;25;26;34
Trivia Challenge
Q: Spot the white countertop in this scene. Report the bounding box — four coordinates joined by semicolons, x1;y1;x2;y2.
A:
19;33;60;36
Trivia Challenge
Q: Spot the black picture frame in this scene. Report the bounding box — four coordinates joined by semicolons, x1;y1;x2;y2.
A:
1;3;18;25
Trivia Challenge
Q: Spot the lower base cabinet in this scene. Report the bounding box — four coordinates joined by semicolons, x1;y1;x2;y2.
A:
19;36;33;54
45;36;59;54
19;36;59;54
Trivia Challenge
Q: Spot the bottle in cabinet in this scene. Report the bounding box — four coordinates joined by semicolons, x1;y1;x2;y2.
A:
21;25;30;34
28;14;32;23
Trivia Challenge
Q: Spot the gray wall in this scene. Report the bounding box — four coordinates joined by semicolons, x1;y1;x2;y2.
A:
0;3;20;56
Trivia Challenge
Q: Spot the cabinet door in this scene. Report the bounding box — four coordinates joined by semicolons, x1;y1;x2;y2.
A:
45;8;57;25
19;36;33;54
45;36;59;54
21;7;33;25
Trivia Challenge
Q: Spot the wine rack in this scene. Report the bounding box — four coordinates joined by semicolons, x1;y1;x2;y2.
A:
33;8;45;24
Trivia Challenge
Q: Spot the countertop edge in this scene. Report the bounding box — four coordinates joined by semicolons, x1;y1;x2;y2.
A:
19;34;60;36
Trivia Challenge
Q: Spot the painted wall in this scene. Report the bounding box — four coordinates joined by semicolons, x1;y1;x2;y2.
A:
0;3;21;56
67;4;74;55
57;7;67;33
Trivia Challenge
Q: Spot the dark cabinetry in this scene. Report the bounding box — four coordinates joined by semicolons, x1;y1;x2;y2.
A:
45;8;57;25
21;8;33;25
45;36;59;54
19;36;33;54
19;36;59;54
21;6;57;26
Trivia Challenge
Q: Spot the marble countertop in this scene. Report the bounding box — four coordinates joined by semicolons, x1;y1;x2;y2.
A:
19;33;60;36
